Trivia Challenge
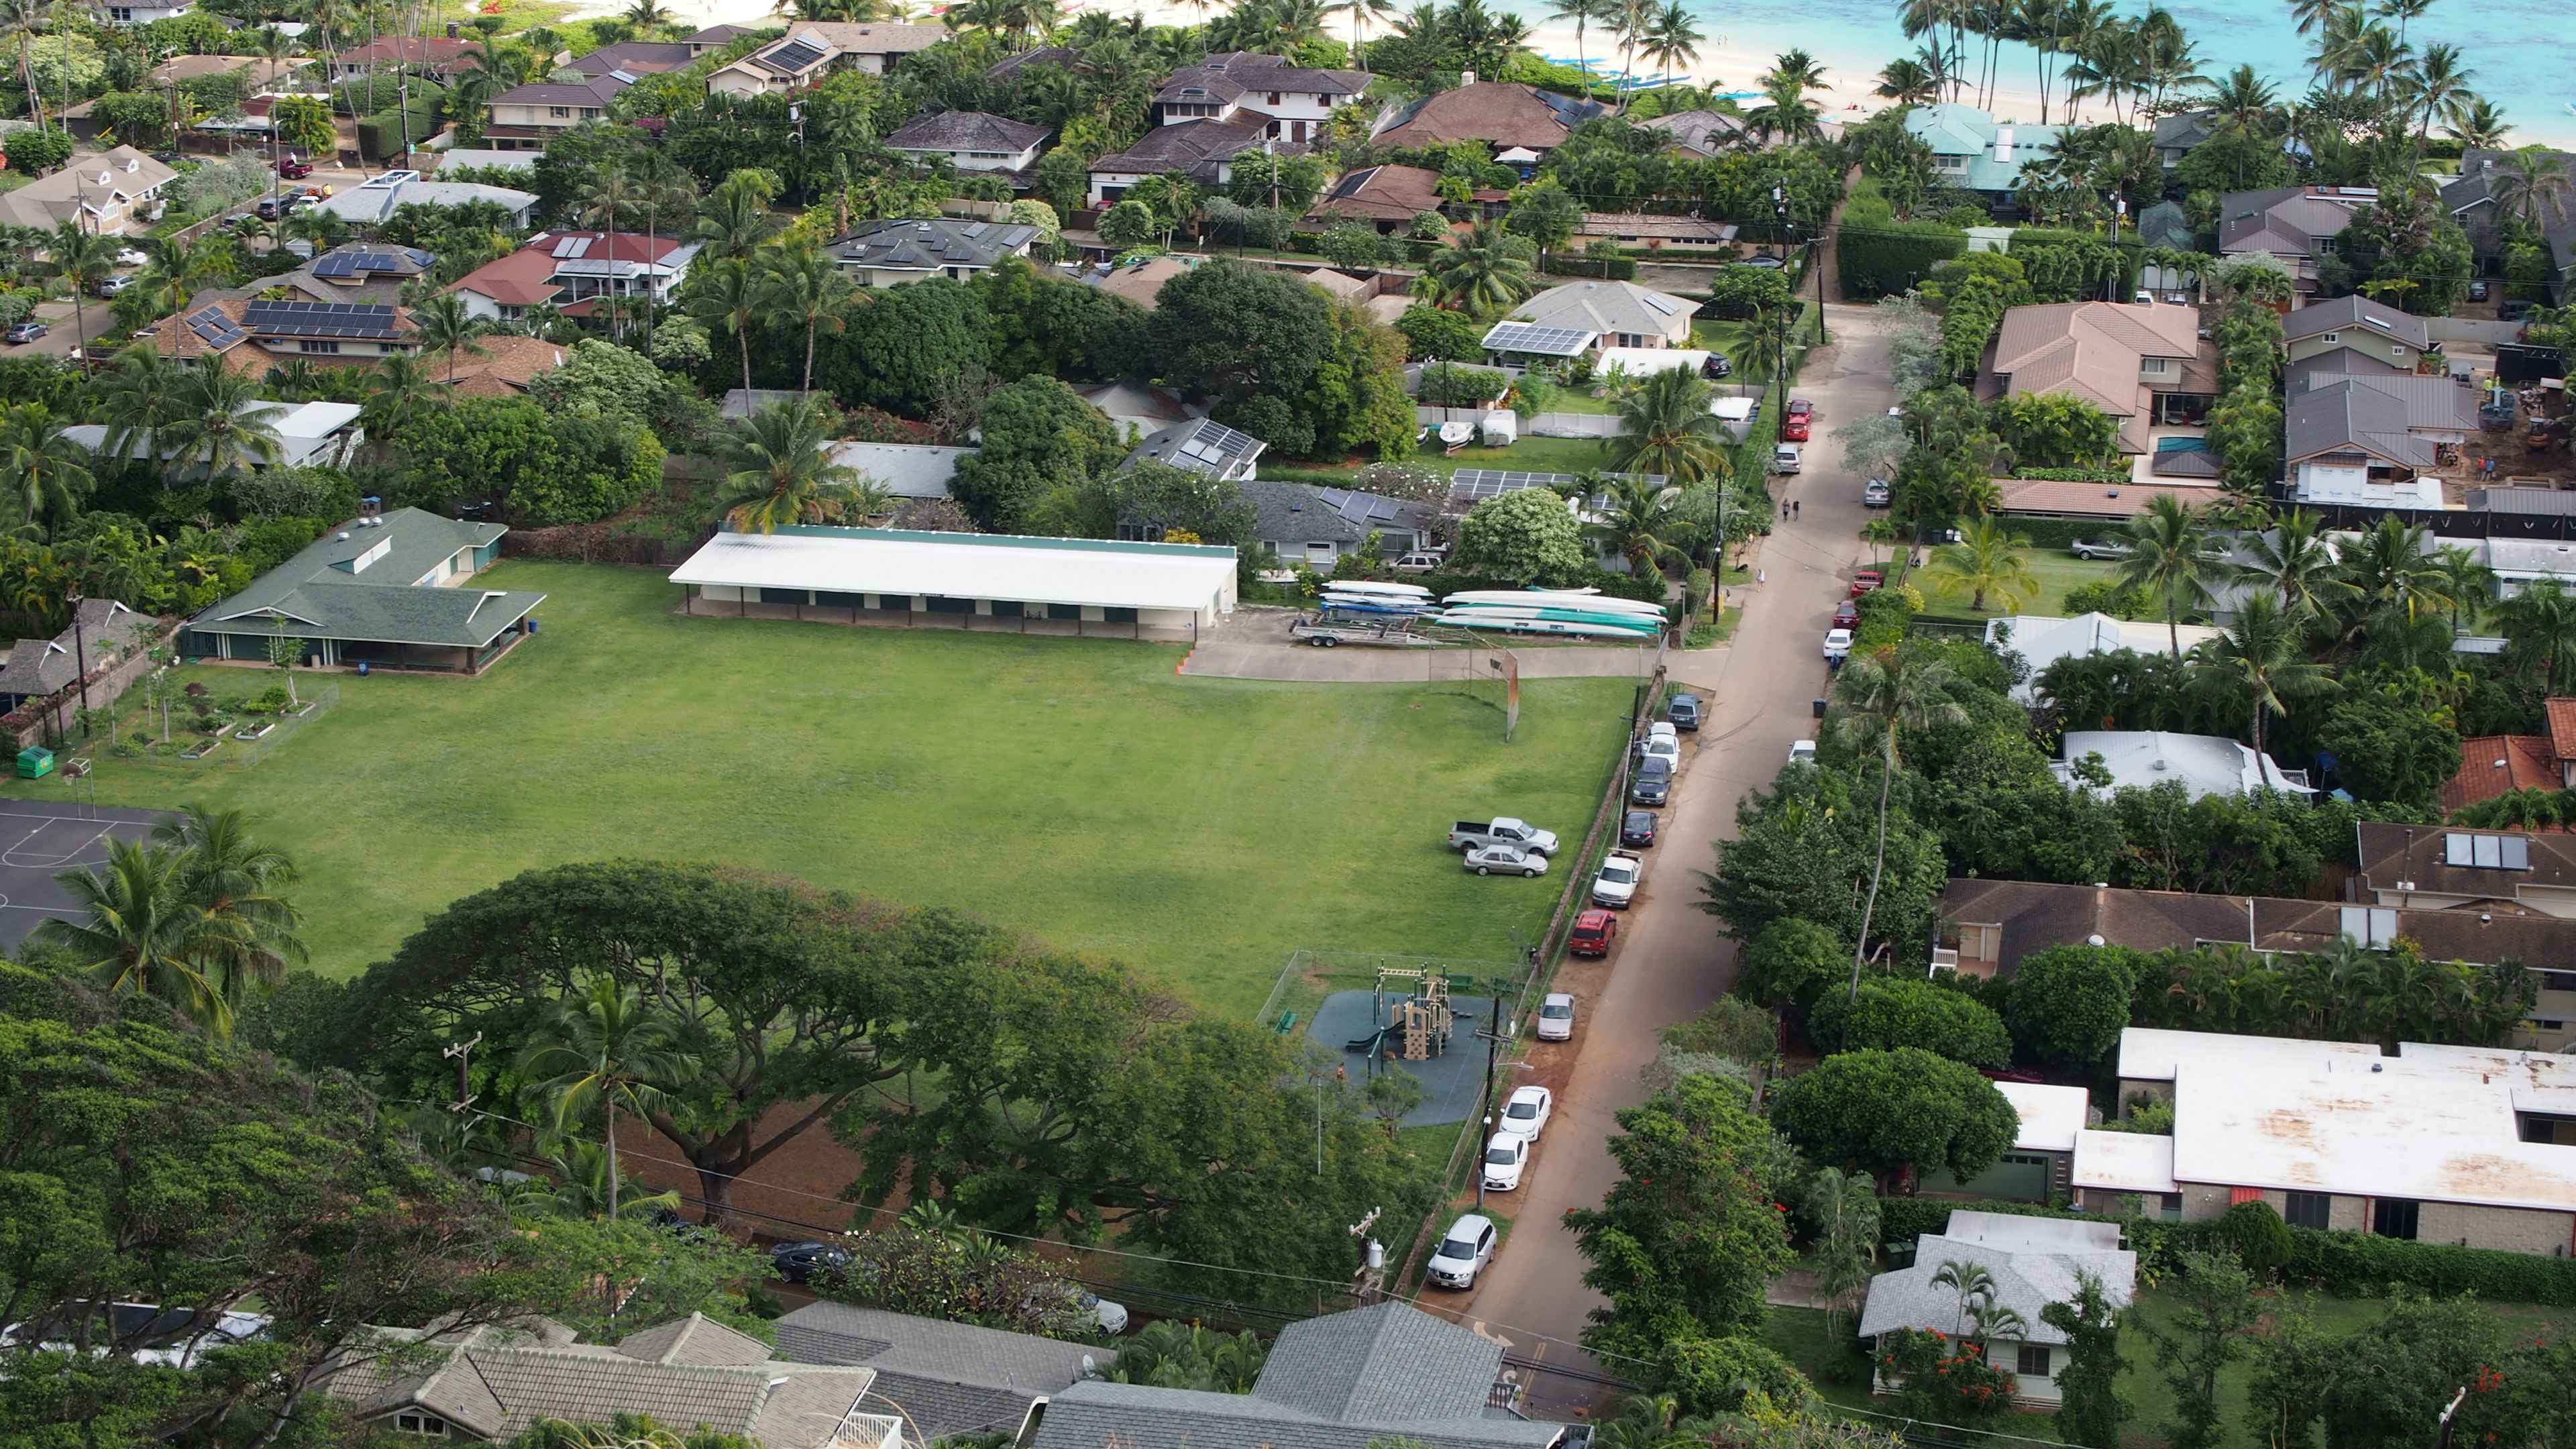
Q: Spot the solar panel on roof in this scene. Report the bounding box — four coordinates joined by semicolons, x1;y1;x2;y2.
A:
1644;293;1683;315
185;305;246;350
765;38;825;71
1480;322;1593;356
242;299;401;340
963;221;988;237
553;235;592;259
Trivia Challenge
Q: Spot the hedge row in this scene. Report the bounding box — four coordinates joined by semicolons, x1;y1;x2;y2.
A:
1540;256;1639;281
1882;1200;2576;1305
1837;221;1968;299
357;108;440;162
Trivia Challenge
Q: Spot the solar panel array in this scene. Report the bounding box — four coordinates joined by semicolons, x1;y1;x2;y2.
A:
1175;420;1260;471
1480;321;1593;356
186;306;246;350
311;248;432;278
764;38;826;71
1644;292;1686;316
552;235;594;259
1316;486;1402;526
1448;468;1668;504
244;301;402;340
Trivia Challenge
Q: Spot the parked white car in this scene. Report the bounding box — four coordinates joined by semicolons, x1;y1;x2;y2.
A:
1465;843;1548;877
1789;739;1818;765
1591;849;1644;908
1481;1130;1529;1191
1536;991;1576;1040
1498;1084;1554;1142
1772;443;1803;474
1426;1214;1498;1288
1823;628;1853;660
1639;735;1680;769
1648;721;1678;745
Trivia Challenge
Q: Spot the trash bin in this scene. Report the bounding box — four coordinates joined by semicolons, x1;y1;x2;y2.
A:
356;660;370;677
1812;697;1828;718
527;618;539;635
16;746;53;779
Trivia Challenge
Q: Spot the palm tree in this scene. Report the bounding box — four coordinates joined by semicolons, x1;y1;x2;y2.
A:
2430;545;2496;631
43;221;113;362
2445;97;2510;150
629;149;698;352
1831;649;1966;991
621;0;674;30
1930;1258;1999;1337
150;804;305;1010
2498;577;2576;696
357;352;451;444
158;366;284;483
2336;514;2448;625
1638;0;1703;91
1923;517;2038;611
2373;0;2430;45
1876;58;1939;103
0;405;89;539
1606;368;1731;485
36;839;231;1032
527;1136;685;1222
2243;507;2353;620
759;241;857;396
713;398;868;533
2194;592;2338;763
688;256;763;400
94;345;180;470
517;975;698;1226
2115;492;2224;658
1422;220;1536;317
1543;0;1609;91
1805;1168;1880;1346
694;170;784;261
2490;148;2571;235
1589;476;1686;582
2400;44;2476;148
409;290;488;386
0;0;49;124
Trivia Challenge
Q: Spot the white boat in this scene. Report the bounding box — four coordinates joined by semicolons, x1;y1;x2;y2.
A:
1445;590;1668;617
1436;602;1665;629
1434;613;1661;639
1324;580;1433;598
1438;421;1475;449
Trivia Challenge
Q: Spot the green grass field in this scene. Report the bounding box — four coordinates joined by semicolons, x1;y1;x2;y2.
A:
23;564;1632;1014
1914;549;2124;619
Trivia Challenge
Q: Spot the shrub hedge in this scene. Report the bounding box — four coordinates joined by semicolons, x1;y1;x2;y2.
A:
1880;1199;2576;1305
1837;221;1968;299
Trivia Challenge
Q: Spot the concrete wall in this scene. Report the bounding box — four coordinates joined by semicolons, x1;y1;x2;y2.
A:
2430;317;2528;346
2416;1200;2576;1255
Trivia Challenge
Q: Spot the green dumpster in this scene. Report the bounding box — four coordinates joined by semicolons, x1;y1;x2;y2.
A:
16;746;52;779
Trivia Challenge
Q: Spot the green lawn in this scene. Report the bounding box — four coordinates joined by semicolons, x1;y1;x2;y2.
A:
1914;548;2124;619
1763;1289;2571;1448
1436;434;1616;474
26;563;1631;1014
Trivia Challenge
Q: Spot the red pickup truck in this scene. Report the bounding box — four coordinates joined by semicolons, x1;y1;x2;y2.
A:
277;157;313;180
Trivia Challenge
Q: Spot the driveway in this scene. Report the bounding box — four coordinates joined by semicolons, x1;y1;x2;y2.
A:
1410;302;1896;1412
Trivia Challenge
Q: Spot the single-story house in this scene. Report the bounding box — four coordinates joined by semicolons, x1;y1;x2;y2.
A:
1086;117;1269;207
435;148;539;173
1073;378;1195;438
63;400;366;471
0;146;176;233
1244;480;1440;568
1627;108;1837;156
1372;77;1611;155
2055;729;2312;798
883;110;1050;173
829;441;970;498
706;22;947;94
442;333;569;398
2283;293;2433;388
0;598;152;714
1507;280;1697;351
1993;478;2221;521
1079;254;1199;309
2110;1026;2576;1250
2218;186;2375;293
321;1312;899;1446
1032;1301;1569;1449
319;172;537;229
1929;877;2576;1049
1861;1213;2135;1406
775;1301;1097;1445
1126;416;1264;482
721;388;809;419
985;45;1077;80
1983;612;2224;701
828;217;1038;286
669;527;1238;639
181;507;543;674
1980;300;2216;451
1942;1080;2092;1201
1308;164;1444;229
325;35;479;82
1576;212;1738;247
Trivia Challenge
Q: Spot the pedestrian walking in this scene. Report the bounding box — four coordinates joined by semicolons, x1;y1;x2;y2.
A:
1792;500;1801;517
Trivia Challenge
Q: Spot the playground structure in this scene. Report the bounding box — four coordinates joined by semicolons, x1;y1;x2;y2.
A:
1344;967;1459;1067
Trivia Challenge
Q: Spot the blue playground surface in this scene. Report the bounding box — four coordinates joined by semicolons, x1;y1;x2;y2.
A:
1309;989;1498;1127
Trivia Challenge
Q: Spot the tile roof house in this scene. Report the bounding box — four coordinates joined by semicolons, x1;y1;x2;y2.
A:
564;39;698;79
1152;52;1371;145
271;243;439;305
1306;164;1444;227
828;217;1038;286
883;111;1051;173
2218;185;2377;292
774;1301;1097;1444
2443;732;2571;813
708;23;948;95
1087;117;1271;206
1126;416;1265;482
1861;1214;2135;1405
325;36;481;82
1032;1301;1567;1449
447;231;702;322
1901;104;2066;199
1509;280;1698;350
443;333;570;398
181;506;544;675
483;72;632;150
0;146;177;233
322;1313;900;1446
1373;78;1611;154
1244;479;1440;568
1980;300;2214;453
141;298;421;374
0;598;152;714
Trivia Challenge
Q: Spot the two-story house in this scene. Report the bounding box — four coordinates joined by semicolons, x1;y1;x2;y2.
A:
1902;103;2068;207
2283;293;2432;388
1087;116;1269;207
1979;299;2216;453
706;23;946;95
1150;51;1370;144
2218;185;2377;294
881;111;1050;174
0;146;175;233
1372;74;1611;157
481;73;630;151
828;217;1038;286
447;232;702;323
145;299;421;374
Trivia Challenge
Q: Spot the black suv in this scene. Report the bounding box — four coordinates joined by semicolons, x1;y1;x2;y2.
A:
1630;759;1672;806
769;1240;853;1284
1620;810;1658;848
1668;694;1702;731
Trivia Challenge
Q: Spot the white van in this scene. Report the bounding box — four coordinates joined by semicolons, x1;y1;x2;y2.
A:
1772;443;1803;475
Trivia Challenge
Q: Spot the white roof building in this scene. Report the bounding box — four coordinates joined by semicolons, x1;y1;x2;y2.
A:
1995;1079;2090;1153
1507;280;1699;350
669;527;1237;637
62;400;364;470
321;172;538;228
1860;1212;2135;1405
1593;346;1710;380
825;441;972;498
2055;729;2312;799
1986;612;2226;701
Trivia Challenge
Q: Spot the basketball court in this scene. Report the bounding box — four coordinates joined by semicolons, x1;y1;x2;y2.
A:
0;798;174;949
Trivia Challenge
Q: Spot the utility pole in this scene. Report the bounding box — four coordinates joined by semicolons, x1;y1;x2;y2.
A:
442;1031;482;1113
64;590;87;733
1348;1207;1384;1304
1472;996;1513;1209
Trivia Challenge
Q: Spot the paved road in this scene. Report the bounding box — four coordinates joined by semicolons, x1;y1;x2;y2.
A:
1417;301;1895;1411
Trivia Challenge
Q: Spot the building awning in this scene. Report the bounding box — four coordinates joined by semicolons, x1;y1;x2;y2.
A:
669;527;1237;612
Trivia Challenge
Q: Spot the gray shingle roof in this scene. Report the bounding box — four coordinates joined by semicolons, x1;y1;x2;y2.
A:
829;217;1040;273
1242;479;1434;546
774;1301;1097;1445
1252;1301;1501;1423
1860;1215;2135;1346
2286;378;2438;468
884;110;1049;154
1033;1379;1562;1449
2282;292;2430;349
1090;117;1271;180
186;507;543;649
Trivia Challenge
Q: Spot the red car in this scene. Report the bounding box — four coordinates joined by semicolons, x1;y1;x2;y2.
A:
1850;570;1884;598
1832;600;1859;629
1782;398;1813;441
1569;908;1618;958
278;157;312;180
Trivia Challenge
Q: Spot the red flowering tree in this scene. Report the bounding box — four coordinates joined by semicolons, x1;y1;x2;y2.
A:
1876;1327;2020;1426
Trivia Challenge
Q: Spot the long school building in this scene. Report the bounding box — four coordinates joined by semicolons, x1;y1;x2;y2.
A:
668;527;1238;643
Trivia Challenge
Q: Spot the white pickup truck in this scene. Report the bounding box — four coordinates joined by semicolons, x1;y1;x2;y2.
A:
1448;817;1560;855
1591;849;1644;908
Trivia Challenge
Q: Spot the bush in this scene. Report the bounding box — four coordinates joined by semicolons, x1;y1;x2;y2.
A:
1660;1334;1815;1415
1875;1327;2017;1425
1807;977;2012;1069
1735;918;1845;1010
1662;996;1780;1065
2216;1199;2293;1277
2059;578;2155;619
1395;304;1486;362
2001;943;2145;1073
1418;362;1508;407
6;128;71;176
1850;583;1919;649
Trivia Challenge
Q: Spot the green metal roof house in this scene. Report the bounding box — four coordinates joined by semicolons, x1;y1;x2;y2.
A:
182;507;545;674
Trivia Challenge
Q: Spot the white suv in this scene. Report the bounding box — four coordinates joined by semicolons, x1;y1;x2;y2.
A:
1426;1214;1498;1288
1772;443;1802;474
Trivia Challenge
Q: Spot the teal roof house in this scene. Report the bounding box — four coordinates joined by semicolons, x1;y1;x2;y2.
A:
182;508;544;674
1904;104;2068;200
